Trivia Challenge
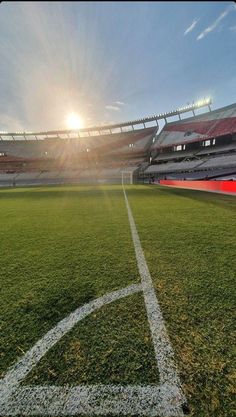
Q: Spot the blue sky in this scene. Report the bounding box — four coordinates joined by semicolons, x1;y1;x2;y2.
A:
0;1;235;131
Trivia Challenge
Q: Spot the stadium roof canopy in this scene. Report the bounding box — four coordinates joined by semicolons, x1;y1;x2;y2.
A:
0;98;212;141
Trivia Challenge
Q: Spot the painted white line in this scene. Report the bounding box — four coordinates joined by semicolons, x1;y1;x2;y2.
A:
122;185;185;409
0;284;141;406
0;384;183;416
0;186;187;416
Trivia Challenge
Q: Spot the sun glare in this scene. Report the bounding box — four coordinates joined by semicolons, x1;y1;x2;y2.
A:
66;112;84;130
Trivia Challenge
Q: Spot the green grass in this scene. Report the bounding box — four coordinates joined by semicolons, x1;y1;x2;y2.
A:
0;184;235;417
127;185;236;417
0;186;141;376
25;292;159;386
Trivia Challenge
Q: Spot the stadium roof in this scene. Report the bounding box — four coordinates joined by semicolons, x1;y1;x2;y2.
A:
0;98;212;140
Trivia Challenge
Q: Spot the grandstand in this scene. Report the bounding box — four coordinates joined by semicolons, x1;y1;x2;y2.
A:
0;100;236;187
0;127;157;186
145;103;236;181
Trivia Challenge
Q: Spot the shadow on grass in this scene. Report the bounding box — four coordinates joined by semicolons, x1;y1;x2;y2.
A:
159;186;236;211
127;184;236;212
16;281;96;323
0;186;124;201
1;183;235;212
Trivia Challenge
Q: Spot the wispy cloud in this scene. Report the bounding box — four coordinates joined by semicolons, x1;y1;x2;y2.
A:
184;19;199;36
105;105;120;111
197;4;235;40
229;25;236;32
115;101;125;106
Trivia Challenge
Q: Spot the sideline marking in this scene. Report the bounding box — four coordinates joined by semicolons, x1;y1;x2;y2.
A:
122;186;183;387
0;186;186;416
0;384;183;416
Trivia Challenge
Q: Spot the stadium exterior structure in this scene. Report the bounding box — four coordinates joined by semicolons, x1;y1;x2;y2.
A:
0;99;236;187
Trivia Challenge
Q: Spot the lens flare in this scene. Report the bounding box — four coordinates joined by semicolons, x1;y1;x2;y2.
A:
66;113;84;130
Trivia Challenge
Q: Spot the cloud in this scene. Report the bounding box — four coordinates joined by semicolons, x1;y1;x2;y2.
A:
184;19;199;36
197;4;235;40
105;105;120;111
115;101;125;106
229;25;236;32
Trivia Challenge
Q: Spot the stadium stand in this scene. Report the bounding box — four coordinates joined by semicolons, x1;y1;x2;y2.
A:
145;103;236;181
152;103;236;150
1;103;236;187
0;127;157;186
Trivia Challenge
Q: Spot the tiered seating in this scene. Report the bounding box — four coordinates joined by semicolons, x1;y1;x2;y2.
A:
200;153;236;169
0;127;156;186
216;174;236;180
146;154;236;174
196;142;236;156
57;170;82;179
154;150;196;162
157;168;236;181
1;104;236;185
38;171;60;179
109;135;153;157
152;103;236;150
0;172;17;185
145;159;204;174
16;172;41;180
146;104;236;181
0;128;155;161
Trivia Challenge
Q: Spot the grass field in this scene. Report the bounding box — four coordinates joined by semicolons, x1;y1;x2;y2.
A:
0;184;235;417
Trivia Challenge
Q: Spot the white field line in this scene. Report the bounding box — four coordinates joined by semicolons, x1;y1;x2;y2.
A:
0;284;141;406
122;186;185;405
0;384;183;416
0;186;187;416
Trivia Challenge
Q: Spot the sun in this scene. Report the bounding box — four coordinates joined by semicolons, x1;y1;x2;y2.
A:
66;112;84;130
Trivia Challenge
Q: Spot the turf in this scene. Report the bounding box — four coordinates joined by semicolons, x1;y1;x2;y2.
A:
127;185;236;417
0;184;235;417
25;292;159;386
0;186;141;376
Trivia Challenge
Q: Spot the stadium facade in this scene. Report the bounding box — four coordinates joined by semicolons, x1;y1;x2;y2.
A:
0;101;235;186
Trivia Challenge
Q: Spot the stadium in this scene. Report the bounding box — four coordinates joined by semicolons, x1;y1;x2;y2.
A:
0;99;236;191
1;97;235;417
0;2;235;417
